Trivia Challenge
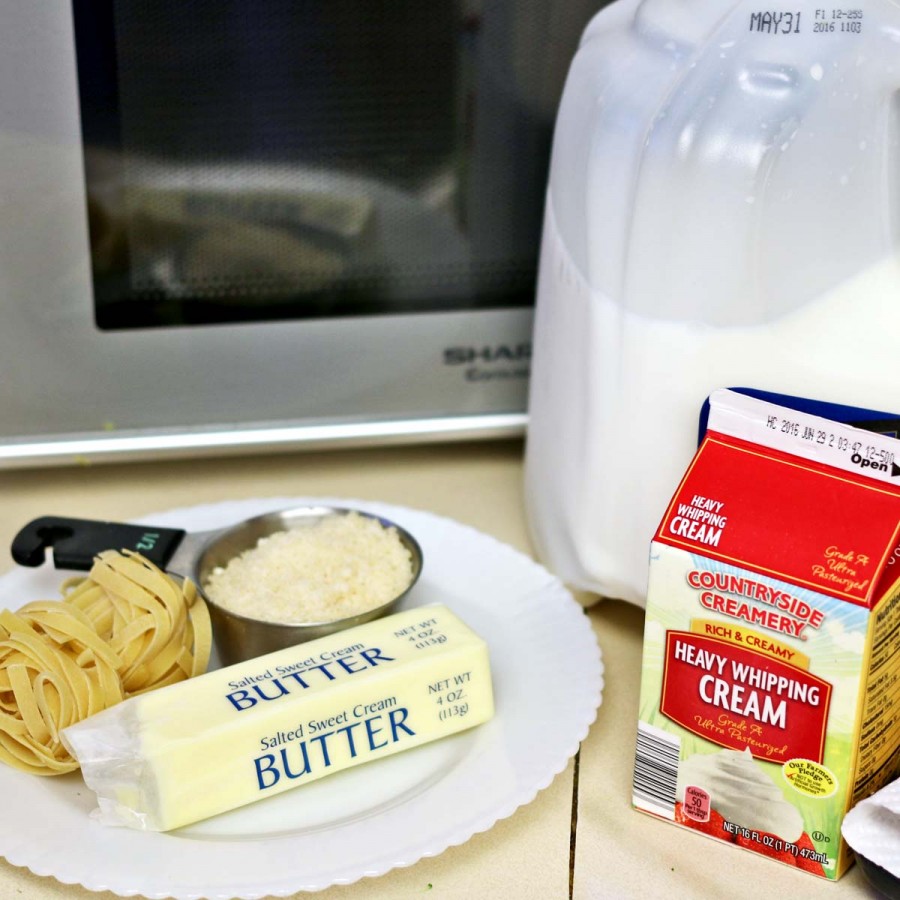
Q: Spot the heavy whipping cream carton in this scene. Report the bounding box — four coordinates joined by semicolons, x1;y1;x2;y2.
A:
633;390;900;879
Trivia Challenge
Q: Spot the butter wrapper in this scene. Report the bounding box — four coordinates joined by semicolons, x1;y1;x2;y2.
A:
63;604;493;831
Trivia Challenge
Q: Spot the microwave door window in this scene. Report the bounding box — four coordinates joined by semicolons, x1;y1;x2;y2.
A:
71;0;585;331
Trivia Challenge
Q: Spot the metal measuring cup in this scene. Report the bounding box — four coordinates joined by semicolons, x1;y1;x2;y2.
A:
11;505;423;665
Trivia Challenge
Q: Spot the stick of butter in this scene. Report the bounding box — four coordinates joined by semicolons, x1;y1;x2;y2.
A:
62;604;493;831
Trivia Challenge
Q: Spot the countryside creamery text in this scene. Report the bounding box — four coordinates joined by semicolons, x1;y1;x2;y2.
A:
672;638;823;728
686;569;826;638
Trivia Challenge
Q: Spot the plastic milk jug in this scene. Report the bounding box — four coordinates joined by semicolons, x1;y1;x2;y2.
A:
524;0;900;606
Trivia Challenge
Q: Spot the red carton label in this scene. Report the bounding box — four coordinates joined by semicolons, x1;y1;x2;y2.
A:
661;631;832;764
655;434;900;608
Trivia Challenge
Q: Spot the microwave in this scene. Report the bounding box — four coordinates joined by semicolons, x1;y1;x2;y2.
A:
0;1;601;468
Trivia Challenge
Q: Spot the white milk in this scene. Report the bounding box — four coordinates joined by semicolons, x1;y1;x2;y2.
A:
524;201;900;605
524;0;900;605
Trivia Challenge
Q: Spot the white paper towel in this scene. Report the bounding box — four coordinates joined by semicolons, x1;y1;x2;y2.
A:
843;779;900;880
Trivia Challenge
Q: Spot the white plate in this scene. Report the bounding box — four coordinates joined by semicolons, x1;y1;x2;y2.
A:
0;497;603;898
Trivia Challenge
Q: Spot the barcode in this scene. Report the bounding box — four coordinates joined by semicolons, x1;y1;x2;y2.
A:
633;722;681;819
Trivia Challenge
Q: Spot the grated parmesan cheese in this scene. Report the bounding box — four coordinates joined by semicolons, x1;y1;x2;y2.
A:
203;512;414;624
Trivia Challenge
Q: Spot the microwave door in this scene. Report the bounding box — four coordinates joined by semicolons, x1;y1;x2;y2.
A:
0;1;602;467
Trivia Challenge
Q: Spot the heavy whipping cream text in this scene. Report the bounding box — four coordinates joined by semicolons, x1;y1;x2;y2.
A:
663;632;831;761
673;638;822;729
668;496;728;547
687;570;826;639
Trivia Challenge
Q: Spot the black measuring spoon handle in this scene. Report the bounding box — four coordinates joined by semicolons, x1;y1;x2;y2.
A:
11;516;187;571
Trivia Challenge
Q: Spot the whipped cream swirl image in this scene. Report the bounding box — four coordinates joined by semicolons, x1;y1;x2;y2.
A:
677;747;803;841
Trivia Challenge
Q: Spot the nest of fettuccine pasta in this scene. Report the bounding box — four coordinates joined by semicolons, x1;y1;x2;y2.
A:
0;550;211;775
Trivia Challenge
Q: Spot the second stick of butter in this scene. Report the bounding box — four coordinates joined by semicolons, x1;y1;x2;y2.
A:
62;604;493;831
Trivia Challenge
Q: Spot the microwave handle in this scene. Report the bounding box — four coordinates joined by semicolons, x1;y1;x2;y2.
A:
11;516;187;571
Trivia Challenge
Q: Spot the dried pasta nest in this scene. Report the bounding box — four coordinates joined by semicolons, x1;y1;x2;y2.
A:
0;550;211;775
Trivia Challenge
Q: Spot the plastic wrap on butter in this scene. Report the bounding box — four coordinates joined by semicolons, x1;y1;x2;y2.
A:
62;604;493;831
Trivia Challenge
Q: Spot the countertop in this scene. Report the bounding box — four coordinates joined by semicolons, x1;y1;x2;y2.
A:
0;440;882;899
